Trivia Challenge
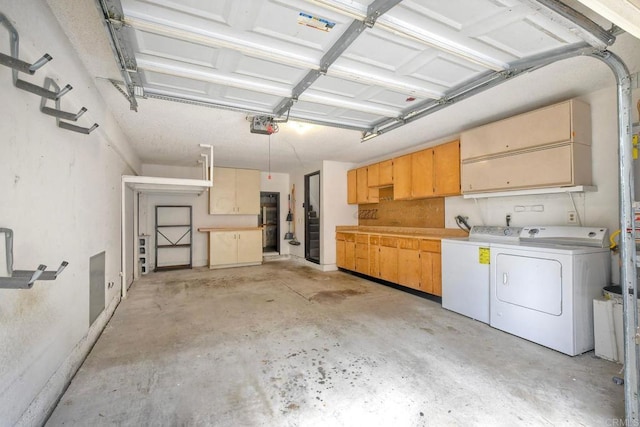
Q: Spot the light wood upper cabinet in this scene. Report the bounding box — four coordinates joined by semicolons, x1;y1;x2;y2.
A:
393;154;413;200
434;140;461;196
368;160;393;188
393;142;460;200
411;148;434;199
367;163;379;187
209;167;260;214
461;99;591;161
355;167;379;204
347;169;357;204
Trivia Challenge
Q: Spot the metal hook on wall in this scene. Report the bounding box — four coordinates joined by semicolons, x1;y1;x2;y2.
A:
40;78;98;134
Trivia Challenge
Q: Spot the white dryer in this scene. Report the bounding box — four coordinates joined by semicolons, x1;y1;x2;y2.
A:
489;226;610;356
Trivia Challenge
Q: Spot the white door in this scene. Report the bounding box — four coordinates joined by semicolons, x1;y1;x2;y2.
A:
495;254;562;316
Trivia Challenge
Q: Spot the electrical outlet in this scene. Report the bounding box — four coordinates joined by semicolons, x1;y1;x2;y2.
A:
567;211;577;224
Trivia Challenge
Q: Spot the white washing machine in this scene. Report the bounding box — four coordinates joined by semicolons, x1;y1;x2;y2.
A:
442;226;522;324
490;226;610;356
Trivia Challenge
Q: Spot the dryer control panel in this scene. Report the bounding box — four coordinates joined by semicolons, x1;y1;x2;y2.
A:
520;226;609;248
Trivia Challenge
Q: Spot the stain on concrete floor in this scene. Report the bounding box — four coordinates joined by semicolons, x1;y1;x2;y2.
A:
46;261;624;426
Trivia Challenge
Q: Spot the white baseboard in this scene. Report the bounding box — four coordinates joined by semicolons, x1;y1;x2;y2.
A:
17;293;122;427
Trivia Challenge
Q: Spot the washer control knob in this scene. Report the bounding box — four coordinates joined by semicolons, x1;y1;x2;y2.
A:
528;228;539;235
588;231;596;237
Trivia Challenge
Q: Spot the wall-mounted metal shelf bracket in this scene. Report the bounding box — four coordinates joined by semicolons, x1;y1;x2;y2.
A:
0;228;69;289
0;13;71;100
40;78;98;134
0;13;52;75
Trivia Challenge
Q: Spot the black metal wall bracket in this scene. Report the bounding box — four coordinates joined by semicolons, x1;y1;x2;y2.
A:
0;228;69;290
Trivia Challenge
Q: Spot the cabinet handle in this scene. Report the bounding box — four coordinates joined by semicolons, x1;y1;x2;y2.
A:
503;273;508;285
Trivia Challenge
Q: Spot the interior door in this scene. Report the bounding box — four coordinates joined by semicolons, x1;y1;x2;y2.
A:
495;253;563;315
305;171;320;263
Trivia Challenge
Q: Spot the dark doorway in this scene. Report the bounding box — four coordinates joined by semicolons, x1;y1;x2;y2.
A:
305;171;320;263
259;192;279;254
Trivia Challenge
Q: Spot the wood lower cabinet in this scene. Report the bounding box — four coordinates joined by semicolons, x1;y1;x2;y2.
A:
208;229;262;269
420;240;441;296
355;234;369;274
379;236;398;283
369;235;380;278
336;232;443;297
397;238;421;289
336;232;355;270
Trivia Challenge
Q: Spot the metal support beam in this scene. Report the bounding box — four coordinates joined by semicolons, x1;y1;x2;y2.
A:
523;0;615;48
589;49;639;426
273;0;402;117
96;0;139;111
362;42;596;140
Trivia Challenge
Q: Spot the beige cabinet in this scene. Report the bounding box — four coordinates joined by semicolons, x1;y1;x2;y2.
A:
461;99;592;194
209;167;260;214
209;229;262;268
462;143;592;193
347;170;357;204
461;99;591;161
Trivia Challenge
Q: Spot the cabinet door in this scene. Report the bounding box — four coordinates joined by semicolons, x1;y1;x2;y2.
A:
347;169;357;204
434;140;460;196
336;238;346;268
397;238;421;289
369;236;380;278
411;149;434;199
210;168;236;214
461;100;590;161
378;160;393;186
237;230;262;264
355;234;369;274
345;241;356;271
420;240;442;296
393;154;412;200
461;144;575;193
356;167;368;204
367;163;379;187
235;169;260;214
379;237;398;282
210;231;237;266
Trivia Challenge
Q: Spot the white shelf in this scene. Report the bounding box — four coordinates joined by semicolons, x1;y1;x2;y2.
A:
462;185;597;199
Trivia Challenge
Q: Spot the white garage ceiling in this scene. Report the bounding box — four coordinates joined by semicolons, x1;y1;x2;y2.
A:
46;0;640;171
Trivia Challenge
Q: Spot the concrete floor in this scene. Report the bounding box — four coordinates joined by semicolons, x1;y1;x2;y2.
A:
47;260;624;426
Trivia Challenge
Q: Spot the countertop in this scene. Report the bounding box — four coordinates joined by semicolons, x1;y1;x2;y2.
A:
335;225;468;240
198;227;263;232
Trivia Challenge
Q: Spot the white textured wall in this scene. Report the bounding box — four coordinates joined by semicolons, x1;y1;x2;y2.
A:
321;161;359;267
0;2;140;425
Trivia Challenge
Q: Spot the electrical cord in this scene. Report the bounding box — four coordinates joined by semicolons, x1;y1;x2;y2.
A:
455;215;471;232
